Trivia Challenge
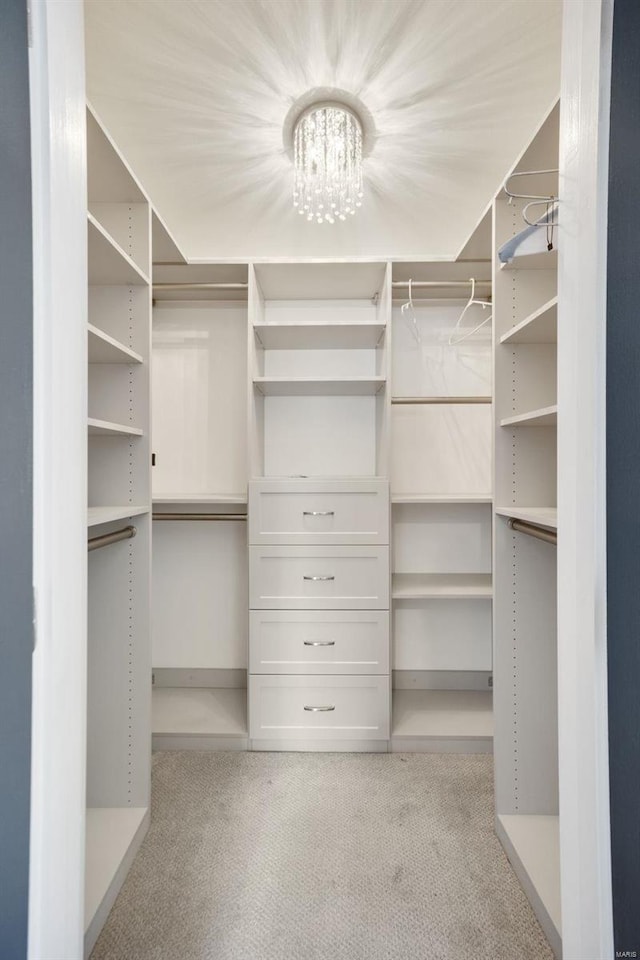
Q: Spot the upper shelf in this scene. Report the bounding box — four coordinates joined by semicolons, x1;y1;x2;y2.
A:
253;322;386;350
88;505;150;527
253;377;386;396
495;506;557;530
500;249;558;271
88;324;143;364
88;418;144;438
392;573;493;600
500;297;558;345
88;214;150;287
500;405;557;428
392;494;492;505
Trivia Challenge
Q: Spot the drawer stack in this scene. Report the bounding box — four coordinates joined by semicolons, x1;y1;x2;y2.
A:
248;480;390;750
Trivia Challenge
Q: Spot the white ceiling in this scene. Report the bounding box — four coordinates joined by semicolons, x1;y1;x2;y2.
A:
85;0;561;263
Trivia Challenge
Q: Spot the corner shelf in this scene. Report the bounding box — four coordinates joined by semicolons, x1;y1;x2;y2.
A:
500;405;557;428
495;506;557;530
254;376;386;396
392;573;492;600
88;505;149;527
151;687;248;751
88;417;143;437
499;250;558;271
88;324;143;364
254;321;386;350
392;494;492;505
88;213;149;287
390;689;493;751
500;297;557;345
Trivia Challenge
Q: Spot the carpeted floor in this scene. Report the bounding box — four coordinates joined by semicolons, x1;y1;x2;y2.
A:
91;751;554;960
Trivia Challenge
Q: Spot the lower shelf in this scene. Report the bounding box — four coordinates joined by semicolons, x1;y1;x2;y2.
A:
85;806;148;955
496;813;561;957
152;686;248;750
391;689;493;753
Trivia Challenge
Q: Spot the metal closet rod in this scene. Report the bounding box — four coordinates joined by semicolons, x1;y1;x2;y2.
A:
88;525;137;552
507;517;557;546
152;513;247;521
391;396;491;405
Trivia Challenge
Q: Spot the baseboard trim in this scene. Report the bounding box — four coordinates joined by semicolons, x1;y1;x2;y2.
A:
153;733;249;752
390;736;493;754
249;739;389;753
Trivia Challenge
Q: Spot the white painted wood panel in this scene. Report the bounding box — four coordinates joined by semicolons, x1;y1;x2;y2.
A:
152;519;248;668
260;348;377;378
249;479;389;545
249;675;390;740
249;545;389;610
152;302;247;497
392;502;491;573
391;404;491;496
393;601;492;671
250;610;389;675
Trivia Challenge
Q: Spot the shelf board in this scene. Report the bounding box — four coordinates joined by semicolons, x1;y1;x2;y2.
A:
152;687;248;750
500;297;557;345
88;417;143;437
254;377;386;396
391;689;493;740
392;573;492;600
392;494;492;505
500;405;557;428
85;807;148;947
499;249;558;271
152;494;247;505
88;324;143;364
88;213;149;286
496;814;561;955
495;506;557;530
87;505;149;527
253;321;386;349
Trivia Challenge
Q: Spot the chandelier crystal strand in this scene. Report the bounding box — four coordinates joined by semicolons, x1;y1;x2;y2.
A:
293;103;364;224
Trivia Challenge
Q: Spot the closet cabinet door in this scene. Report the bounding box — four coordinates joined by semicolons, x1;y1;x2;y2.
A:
249;675;390;740
249;610;389;675
248;480;389;545
249;545;389;610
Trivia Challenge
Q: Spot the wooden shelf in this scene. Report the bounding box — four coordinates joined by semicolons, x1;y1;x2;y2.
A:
500;249;558;271
500;297;557;345
500;405;557;428
392;573;492;600
495;506;557;530
88;213;149;286
391;689;493;743
85;807;148;947
152;494;247;505
254;377;386;396
496;814;561;955
152;687;248;750
254;322;386;350
392;494;492;505
87;505;149;527
88;417;143;437
88;324;143;364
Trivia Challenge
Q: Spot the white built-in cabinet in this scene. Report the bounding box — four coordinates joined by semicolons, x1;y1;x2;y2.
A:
492;103;561;956
85;106;152;957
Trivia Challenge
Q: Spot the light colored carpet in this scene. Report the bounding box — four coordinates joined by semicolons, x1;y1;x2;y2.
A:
91;752;554;960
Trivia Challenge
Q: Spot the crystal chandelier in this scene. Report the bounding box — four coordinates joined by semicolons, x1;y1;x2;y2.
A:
293;102;364;224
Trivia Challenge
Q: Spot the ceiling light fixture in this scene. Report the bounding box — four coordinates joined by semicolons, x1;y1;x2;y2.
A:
293;101;364;225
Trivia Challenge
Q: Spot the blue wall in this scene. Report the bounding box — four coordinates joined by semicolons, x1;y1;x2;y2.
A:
0;0;33;955
607;0;640;953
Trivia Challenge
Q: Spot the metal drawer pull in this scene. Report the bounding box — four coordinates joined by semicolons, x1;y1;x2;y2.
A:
303;640;336;647
303;575;335;581
304;705;336;712
303;510;335;517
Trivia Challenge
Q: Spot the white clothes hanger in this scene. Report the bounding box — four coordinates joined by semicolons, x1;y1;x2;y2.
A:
448;278;492;346
400;278;421;345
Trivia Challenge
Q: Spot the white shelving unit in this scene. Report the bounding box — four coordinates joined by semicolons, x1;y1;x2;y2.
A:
152;687;248;751
493;102;561;957
391;689;493;752
392;573;492;600
253;321;385;350
85;103;152;957
253;376;386;396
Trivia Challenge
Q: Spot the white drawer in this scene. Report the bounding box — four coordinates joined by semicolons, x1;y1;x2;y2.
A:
249;545;389;610
249;610;389;675
248;480;389;545
249;675;390;741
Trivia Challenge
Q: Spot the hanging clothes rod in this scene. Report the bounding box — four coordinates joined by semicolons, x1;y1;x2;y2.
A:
391;396;491;405
152;513;247;521
392;280;491;290
507;517;557;546
152;282;248;291
88;525;137;552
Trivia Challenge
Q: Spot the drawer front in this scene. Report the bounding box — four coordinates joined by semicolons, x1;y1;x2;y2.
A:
249;545;389;610
249;675;390;740
249;480;389;545
249;610;389;675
